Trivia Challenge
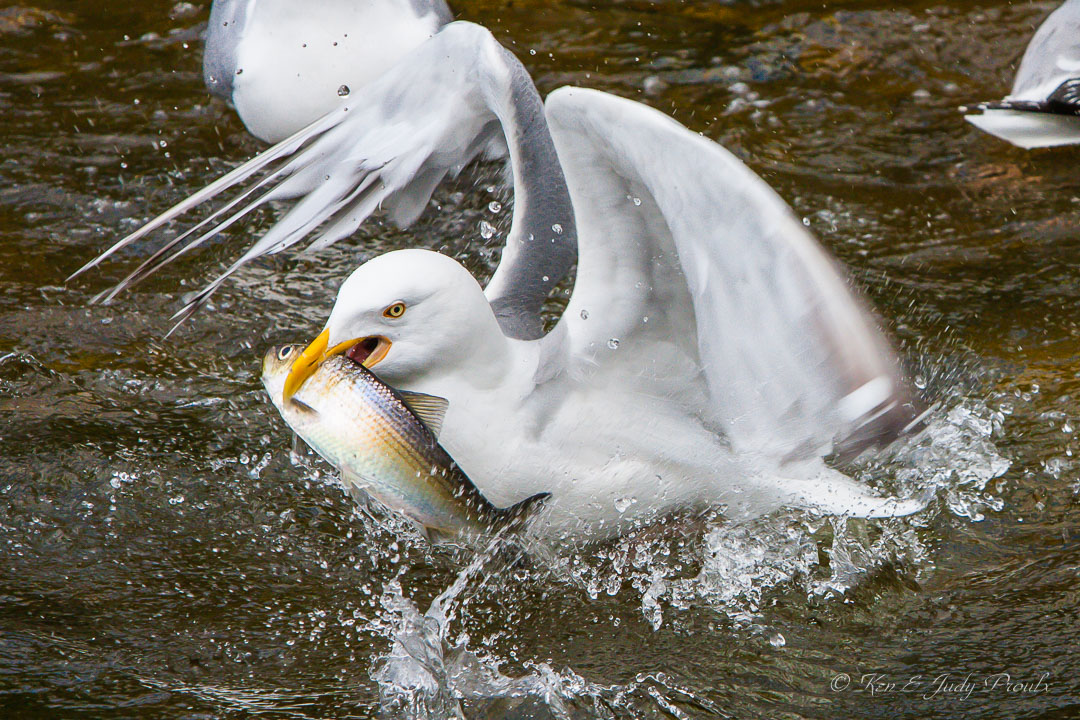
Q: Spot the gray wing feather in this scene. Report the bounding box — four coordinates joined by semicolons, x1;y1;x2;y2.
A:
481;50;577;339
203;0;251;101
411;0;453;25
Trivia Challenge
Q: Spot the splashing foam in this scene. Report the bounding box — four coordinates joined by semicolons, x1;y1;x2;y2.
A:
563;395;1007;634
682;396;1008;623
370;542;730;719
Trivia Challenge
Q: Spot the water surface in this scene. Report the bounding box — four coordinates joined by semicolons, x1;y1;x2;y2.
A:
1;1;1078;718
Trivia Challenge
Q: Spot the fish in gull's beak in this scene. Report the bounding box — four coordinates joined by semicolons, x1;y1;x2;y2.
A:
282;328;391;402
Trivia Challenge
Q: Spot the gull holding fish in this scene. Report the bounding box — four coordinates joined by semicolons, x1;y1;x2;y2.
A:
965;0;1080;148
73;21;928;538
262;344;549;542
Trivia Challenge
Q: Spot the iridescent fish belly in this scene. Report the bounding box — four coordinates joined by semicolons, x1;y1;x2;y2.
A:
261;345;547;540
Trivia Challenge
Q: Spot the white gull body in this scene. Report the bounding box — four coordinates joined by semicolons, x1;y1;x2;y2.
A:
321;249;923;538
965;0;1080;148
77;22;927;539
203;0;452;142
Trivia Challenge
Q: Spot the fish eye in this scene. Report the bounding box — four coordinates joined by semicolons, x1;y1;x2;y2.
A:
277;346;294;360
383;302;406;319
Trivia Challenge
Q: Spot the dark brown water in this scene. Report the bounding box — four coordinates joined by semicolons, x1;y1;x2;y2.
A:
2;1;1078;718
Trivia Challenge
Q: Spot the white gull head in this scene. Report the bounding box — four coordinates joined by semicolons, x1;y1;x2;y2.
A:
324;249;512;389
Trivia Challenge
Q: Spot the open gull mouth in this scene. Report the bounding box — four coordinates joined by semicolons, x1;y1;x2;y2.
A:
344;336;388;366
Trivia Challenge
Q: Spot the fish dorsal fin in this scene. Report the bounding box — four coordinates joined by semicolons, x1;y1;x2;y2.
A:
398;390;449;437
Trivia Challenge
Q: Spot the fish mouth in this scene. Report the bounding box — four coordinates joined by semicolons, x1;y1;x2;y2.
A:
282;329;391;402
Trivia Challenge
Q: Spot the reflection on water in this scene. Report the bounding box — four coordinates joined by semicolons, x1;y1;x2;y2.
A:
2;0;1079;718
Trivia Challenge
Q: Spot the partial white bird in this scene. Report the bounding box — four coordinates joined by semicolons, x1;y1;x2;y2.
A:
74;22;926;538
203;0;452;143
965;0;1080;149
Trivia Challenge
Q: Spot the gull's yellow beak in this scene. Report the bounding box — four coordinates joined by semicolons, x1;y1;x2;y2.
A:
282;328;392;402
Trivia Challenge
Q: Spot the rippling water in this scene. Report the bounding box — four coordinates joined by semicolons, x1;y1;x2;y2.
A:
2;1;1079;718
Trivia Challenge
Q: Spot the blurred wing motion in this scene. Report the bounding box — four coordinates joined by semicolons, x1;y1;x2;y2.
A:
71;22;576;339
545;88;920;461
965;0;1080;148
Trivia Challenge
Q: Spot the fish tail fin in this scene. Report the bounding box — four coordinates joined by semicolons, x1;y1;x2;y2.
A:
493;491;551;533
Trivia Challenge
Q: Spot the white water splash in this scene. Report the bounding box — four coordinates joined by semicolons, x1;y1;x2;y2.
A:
325;395;1010;718
553;396;1010;629
369;538;730;720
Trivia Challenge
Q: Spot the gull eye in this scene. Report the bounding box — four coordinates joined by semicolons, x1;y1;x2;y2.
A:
383;302;406;319
277;346;294;361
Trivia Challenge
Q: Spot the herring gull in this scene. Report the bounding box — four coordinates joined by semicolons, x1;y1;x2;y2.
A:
965;0;1080;149
73;21;927;537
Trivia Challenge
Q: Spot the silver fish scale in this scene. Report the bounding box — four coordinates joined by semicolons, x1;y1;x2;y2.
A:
295;354;508;531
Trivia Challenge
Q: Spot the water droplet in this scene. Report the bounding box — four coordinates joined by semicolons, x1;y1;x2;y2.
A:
478;220;496;239
487;201;502;213
168;495;185;506
768;631;786;647
607;338;620;350
580;309;589;320
914;375;927;389
802;217;811;226
337;84;350;97
552;223;563;235
529;48;537;55
632;197;642;206
614;497;634;513
542;275;549;282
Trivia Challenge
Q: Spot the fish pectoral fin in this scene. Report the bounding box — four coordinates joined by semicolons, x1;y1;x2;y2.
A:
398;390;450;437
493;491;551;533
288;398;319;416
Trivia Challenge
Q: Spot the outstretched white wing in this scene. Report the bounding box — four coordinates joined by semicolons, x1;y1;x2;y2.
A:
545;88;918;462
72;22;576;338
